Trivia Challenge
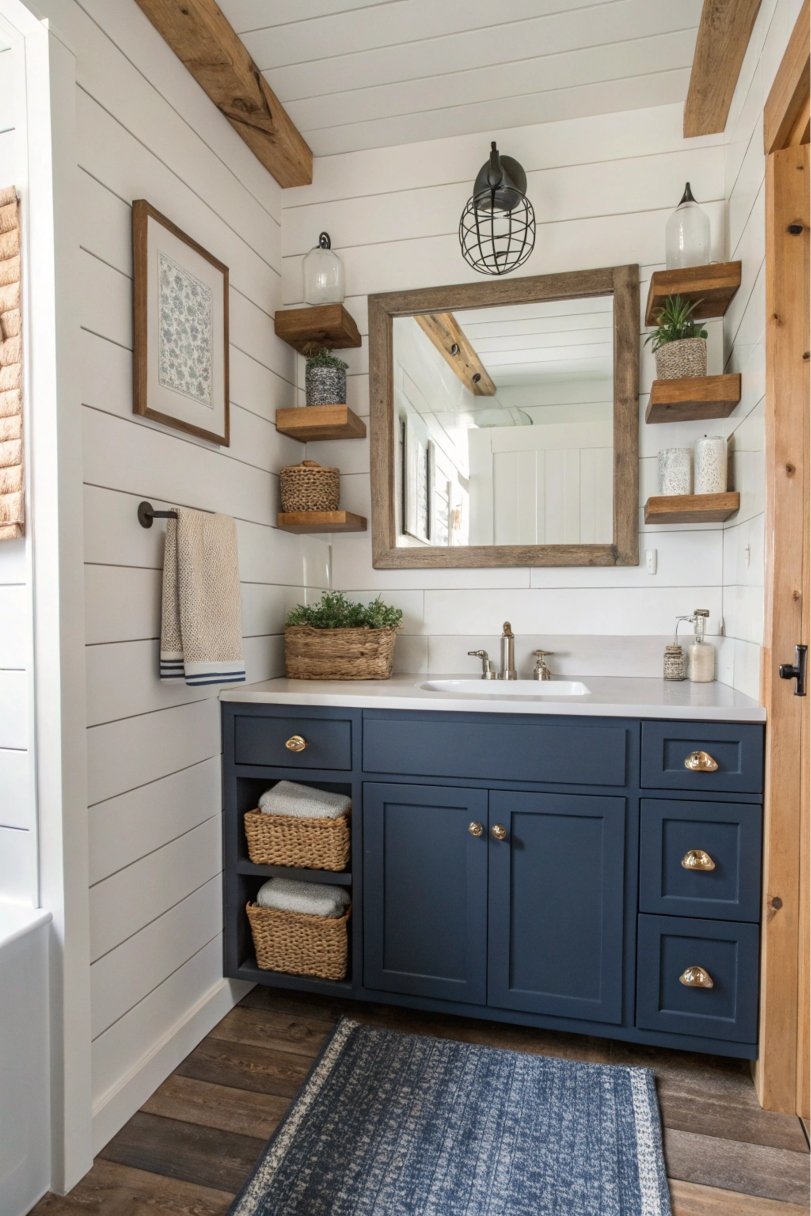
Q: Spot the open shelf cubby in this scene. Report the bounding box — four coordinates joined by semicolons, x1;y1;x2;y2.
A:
275;404;366;441
644;491;740;524
645;261;742;326
646;373;742;424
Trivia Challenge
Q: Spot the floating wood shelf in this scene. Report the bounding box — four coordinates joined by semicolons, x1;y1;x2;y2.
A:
646;374;742;423
274;303;361;353
275;404;366;441
277;510;367;534
645;261;742;325
644;492;740;524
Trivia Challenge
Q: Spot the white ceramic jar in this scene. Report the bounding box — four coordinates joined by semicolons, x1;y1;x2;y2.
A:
695;435;727;494
658;447;693;496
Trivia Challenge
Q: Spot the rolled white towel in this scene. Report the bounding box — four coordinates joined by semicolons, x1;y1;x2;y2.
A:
256;877;350;918
259;780;350;820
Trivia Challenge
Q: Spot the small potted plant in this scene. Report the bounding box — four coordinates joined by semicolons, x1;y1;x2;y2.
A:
644;295;709;380
303;344;348;406
285;591;403;680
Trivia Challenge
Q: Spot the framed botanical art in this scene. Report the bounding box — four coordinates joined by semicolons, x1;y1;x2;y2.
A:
132;199;230;446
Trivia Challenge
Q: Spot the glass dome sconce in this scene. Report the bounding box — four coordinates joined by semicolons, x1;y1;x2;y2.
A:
459;142;536;276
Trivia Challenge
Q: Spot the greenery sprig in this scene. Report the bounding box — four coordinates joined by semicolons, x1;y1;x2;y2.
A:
286;590;403;630
302;344;348;371
644;295;708;352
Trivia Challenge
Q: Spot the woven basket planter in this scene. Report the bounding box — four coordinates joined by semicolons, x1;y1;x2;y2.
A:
244;808;350;871
246;901;350;980
280;459;339;513
285;625;397;680
305;365;346;406
655;337;707;380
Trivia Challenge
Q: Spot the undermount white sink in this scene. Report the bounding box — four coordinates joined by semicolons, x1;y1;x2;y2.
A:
420;678;591;697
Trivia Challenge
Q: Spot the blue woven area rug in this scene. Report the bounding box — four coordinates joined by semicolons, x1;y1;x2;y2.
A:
228;1018;672;1216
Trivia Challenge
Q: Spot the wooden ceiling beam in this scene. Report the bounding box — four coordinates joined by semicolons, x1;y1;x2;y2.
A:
415;313;496;397
135;0;312;188
684;0;762;137
763;0;810;153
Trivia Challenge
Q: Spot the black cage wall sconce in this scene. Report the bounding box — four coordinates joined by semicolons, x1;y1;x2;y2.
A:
459;141;536;276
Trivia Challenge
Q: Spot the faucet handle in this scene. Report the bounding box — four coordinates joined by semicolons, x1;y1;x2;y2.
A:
532;649;554;657
532;650;554;681
468;649;496;679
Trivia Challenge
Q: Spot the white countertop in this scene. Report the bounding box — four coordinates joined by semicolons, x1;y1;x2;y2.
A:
221;674;766;722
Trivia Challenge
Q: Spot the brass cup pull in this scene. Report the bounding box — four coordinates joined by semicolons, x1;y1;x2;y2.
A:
684;750;719;773
491;824;508;842
679;965;714;989
468;821;484;837
681;849;716;872
285;735;308;753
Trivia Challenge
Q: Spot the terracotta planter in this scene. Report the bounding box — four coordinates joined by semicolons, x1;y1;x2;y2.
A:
655;337;707;380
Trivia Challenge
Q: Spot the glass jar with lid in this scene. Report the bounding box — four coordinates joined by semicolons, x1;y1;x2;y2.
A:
303;232;345;305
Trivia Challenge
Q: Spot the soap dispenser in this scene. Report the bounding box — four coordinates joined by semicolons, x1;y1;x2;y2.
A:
687;609;715;683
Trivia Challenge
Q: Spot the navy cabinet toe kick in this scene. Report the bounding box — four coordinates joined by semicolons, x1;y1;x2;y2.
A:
222;705;764;1059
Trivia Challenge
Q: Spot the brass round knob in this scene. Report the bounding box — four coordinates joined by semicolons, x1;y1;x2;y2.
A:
468;821;484;837
491;824;508;841
684;750;719;772
285;735;308;752
681;849;716;872
679;965;714;989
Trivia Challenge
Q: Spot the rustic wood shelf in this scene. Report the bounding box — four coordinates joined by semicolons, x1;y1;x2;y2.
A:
644;492;740;524
645;261;742;325
646;374;742;423
277;510;367;534
275;404;366;441
274;304;362;353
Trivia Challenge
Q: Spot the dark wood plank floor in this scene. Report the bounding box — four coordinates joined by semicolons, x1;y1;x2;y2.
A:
30;989;811;1215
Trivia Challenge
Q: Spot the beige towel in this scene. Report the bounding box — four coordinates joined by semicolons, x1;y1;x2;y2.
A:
0;187;22;542
159;507;245;686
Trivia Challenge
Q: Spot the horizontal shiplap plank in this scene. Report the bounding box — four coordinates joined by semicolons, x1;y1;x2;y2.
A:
88;757;221;885
0;747;33;830
86;698;220;806
0;670;27;751
91;935;224;1106
89;815;221;961
0;825;35;903
0;585;30;668
91;876;222;1038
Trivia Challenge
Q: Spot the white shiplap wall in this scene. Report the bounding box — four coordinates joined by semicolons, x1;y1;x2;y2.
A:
0;27;36;904
33;0;329;1148
282;104;734;678
717;0;804;698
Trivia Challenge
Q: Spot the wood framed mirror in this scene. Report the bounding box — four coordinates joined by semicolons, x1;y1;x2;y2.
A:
369;265;639;568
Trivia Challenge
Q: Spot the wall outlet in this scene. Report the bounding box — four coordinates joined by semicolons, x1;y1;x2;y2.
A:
645;548;658;575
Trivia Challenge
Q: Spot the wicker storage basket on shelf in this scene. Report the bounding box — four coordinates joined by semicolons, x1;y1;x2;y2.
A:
246;901;350;980
285;624;397;680
654;337;707;380
243;807;350;871
280;459;339;512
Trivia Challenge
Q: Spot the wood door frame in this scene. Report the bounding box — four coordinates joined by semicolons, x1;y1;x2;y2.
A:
756;0;810;1116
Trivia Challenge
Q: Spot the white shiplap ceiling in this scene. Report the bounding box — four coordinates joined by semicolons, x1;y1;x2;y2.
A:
217;0;703;156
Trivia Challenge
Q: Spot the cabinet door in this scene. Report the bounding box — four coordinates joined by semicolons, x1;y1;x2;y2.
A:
488;791;627;1024
363;783;488;1004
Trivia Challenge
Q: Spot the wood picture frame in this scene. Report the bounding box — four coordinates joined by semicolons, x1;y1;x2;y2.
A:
132;199;230;446
369;264;640;569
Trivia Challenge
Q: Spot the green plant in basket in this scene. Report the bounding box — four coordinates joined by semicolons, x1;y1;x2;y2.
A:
644;295;708;351
286;590;403;631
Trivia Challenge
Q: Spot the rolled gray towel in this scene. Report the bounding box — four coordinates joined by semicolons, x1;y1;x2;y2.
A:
259;780;350;820
256;877;350;918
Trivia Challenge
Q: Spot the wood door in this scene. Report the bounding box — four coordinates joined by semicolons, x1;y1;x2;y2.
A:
758;136;810;1115
487;791;627;1024
362;782;488;1004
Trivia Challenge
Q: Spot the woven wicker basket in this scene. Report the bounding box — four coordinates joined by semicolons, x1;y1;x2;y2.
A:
655;337;707;380
285;625;397;680
280;459;339;512
244;807;350;871
246;901;350;980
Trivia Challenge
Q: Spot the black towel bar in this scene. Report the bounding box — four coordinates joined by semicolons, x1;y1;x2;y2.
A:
137;500;179;529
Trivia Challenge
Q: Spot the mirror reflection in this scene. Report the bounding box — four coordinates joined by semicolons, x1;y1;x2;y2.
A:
393;296;614;548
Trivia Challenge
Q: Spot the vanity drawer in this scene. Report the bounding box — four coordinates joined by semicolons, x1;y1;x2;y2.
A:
233;712;352;771
641;722;763;794
636;914;759;1044
639;799;762;921
363;713;631;786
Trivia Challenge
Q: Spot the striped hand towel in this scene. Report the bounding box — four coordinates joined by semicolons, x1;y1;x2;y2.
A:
159;507;245;687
